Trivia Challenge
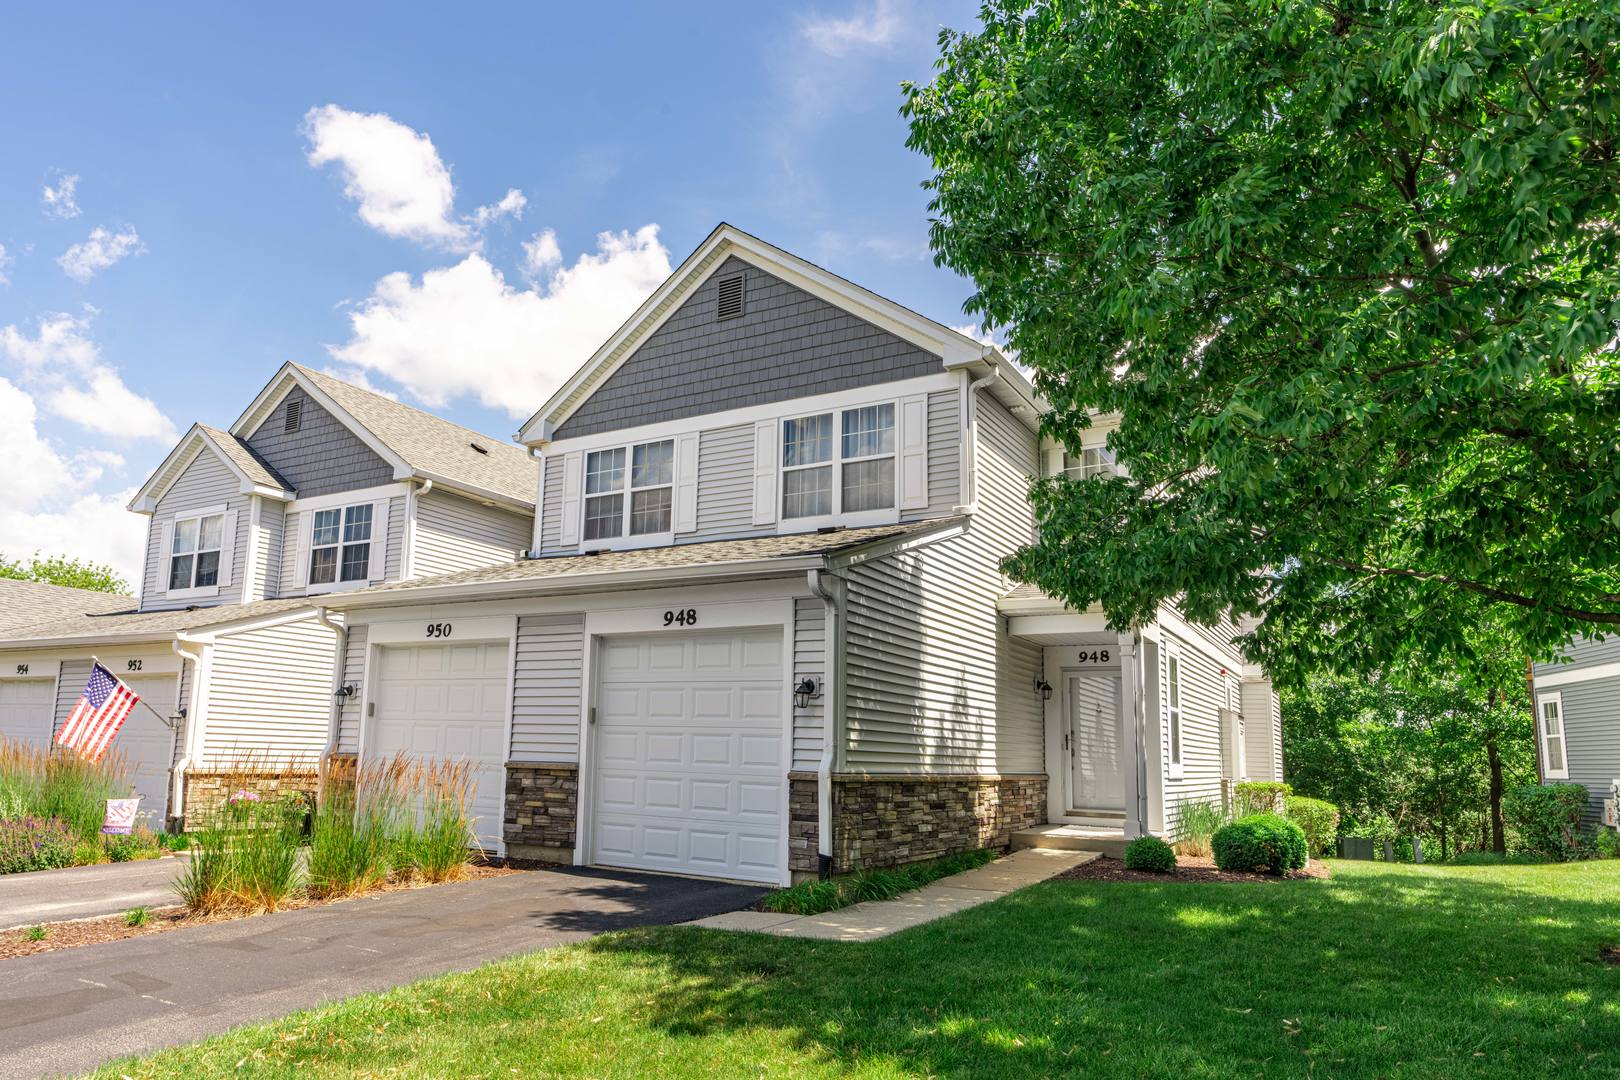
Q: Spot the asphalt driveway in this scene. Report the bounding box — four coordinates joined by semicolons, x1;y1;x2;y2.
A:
0;866;764;1080
0;858;188;931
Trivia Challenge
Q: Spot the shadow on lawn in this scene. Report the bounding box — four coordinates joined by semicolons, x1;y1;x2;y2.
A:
582;864;1620;1078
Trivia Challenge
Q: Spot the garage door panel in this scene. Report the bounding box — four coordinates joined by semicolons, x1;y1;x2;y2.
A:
592;629;785;884
0;679;55;746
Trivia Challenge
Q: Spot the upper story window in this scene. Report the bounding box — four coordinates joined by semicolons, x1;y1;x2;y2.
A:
1064;446;1118;480
169;512;223;591
584;439;674;542
782;403;895;521
310;504;372;585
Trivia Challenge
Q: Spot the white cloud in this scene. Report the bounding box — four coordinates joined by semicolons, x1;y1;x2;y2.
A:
0;244;10;286
330;225;671;417
57;225;142;282
303;104;526;250
521;229;562;281
0;312;178;443
0;377;145;588
802;0;904;56
42;173;81;219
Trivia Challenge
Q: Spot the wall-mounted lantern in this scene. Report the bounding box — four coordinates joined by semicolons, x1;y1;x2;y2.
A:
793;677;822;710
333;683;357;700
1034;678;1054;702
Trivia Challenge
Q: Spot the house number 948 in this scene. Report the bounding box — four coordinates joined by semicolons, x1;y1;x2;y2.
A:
663;609;698;627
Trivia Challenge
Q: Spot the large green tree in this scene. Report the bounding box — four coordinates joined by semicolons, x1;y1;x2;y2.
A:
0;552;130;594
904;1;1620;678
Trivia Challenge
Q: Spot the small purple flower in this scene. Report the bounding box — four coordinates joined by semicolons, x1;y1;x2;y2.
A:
227;789;262;805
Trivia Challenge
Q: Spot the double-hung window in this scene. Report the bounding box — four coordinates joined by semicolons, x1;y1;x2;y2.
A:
583;439;674;543
1537;692;1569;780
310;504;372;585
1166;644;1184;779
782;403;896;522
1064;446;1118;480
169;512;224;592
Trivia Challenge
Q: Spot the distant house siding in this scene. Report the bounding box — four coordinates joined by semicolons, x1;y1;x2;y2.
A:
140;450;251;611
1534;636;1620;828
553;255;943;440
245;386;395;498
411;489;530;578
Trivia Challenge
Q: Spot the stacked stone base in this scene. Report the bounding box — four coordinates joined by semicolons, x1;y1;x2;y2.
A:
831;774;1047;871
182;769;321;829
504;763;578;863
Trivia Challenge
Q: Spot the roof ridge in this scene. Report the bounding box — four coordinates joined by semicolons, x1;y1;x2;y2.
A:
290;363;526;459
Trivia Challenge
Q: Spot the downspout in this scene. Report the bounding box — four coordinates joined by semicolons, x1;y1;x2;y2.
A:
403;478;432;579
170;636;204;830
1133;632;1150;836
808;567;842;880
961;357;1002;512
315;606;349;774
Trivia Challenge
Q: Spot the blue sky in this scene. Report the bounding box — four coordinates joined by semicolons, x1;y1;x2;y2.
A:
0;0;990;585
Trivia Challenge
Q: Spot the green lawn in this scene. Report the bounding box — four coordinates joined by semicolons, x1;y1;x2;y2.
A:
98;860;1620;1079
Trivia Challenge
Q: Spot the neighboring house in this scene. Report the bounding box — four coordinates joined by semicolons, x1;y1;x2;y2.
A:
1530;636;1619;830
0;364;534;828
317;224;1284;884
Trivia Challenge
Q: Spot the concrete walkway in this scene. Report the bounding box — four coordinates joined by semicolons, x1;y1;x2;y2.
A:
0;865;763;1080
0;857;188;931
689;847;1096;941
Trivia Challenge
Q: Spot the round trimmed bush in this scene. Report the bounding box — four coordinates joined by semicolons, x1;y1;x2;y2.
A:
1123;835;1177;873
1212;813;1308;874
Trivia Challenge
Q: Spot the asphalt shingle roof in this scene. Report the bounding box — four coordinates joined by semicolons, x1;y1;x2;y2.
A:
197;425;292;492
0;597;324;646
0;580;135;635
293;365;534;507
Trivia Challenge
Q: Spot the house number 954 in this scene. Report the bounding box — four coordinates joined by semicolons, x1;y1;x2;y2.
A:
425;623;453;639
663;609;698;627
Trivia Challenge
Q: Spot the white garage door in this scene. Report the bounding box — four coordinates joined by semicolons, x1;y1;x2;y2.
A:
117;674;179;826
371;643;509;853
591;628;785;884
0;679;56;747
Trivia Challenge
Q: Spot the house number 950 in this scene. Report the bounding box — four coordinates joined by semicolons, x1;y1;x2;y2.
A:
425;623;453;639
663;609;698;627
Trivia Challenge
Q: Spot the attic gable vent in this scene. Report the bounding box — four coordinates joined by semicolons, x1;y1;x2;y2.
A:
716;274;745;321
283;398;303;433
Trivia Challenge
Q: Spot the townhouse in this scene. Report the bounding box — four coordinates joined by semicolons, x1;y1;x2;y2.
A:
1530;637;1619;830
316;224;1283;884
0;364;535;828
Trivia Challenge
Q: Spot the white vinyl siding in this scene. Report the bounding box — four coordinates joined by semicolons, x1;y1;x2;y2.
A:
912;388;961;521
53;659;91;736
335;624;368;754
253;499;286;600
792;597;825;772
199;618;338;766
1240;678;1283;783
141;450;250;611
842;391;1041;774
512;614;585;762
412;489;530;578
1159;631;1230;836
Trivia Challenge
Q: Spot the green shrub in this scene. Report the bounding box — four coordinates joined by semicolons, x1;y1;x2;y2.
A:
760;848;998;916
1233;781;1291;817
1283;795;1341;857
0;817;75;874
1503;783;1589;861
1173;800;1227;857
1596;828;1620;860
1212;813;1309;874
1123;835;1176;873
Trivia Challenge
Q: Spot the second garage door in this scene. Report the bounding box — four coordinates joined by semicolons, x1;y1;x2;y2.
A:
119;673;179;825
0;679;55;746
591;628;785;884
371;643;509;853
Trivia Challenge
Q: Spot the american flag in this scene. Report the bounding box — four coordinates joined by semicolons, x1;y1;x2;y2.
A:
57;662;140;761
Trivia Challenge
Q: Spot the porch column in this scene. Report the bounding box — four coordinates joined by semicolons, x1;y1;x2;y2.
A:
1118;633;1144;839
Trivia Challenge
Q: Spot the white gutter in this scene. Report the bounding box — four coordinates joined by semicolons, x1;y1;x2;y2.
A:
169;635;204;827
807;568;843;878
314;606;348;765
402;478;432;579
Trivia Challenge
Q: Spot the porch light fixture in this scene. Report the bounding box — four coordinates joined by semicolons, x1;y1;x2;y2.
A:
334;683;357;699
1034;678;1053;702
793;678;821;710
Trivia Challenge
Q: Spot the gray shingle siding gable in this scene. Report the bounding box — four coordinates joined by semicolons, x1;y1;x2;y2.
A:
552;255;945;440
245;387;395;498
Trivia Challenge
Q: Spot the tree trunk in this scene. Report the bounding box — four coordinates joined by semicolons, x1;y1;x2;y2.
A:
1485;686;1507;854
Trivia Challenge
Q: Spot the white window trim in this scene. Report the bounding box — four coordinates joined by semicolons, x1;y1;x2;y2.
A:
166;505;228;599
304;502;379;596
1537;691;1570;780
778;401;901;533
284;483;408;515
579;439;676;552
1165;641;1185;780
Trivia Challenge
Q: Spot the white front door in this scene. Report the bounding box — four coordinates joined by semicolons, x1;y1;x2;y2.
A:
590;628;785;884
117;673;179;825
0;679;55;746
1068;673;1125;812
371;643;509;853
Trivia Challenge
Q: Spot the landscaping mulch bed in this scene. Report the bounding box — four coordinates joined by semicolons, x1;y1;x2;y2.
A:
1057;854;1331;884
0;862;522;961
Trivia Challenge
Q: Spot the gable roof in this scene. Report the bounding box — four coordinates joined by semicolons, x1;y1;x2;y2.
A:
0;579;134;635
228;364;535;510
0;596;323;648
519;223;1023;446
128;423;296;513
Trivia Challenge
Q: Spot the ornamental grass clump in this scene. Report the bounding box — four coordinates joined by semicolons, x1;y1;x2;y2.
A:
222;788;305;912
307;757;395;899
0;738;131;845
1172;800;1226;858
410;759;475;884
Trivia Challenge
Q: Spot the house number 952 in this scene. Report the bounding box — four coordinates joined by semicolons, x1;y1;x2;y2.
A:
425;623;453;639
663;609;698;627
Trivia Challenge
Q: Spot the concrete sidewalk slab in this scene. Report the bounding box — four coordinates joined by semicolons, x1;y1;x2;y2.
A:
688;848;1096;942
0;857;188;931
